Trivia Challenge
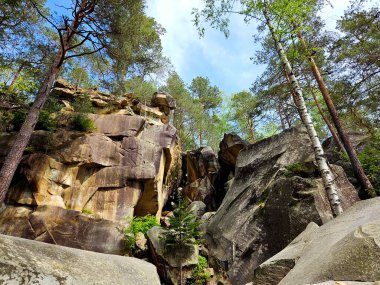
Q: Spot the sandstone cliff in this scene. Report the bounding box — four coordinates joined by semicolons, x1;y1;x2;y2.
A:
0;79;181;254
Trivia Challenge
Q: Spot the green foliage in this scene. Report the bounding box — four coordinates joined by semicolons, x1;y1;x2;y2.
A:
99;0;166;94
357;135;380;195
71;114;95;132
10;110;27;131
229;91;261;142
72;94;95;114
189;76;222;112
124;77;157;102
35;110;56;131
123;215;159;251
284;162;308;177
161;200;202;252
82;208;92;215
187;256;211;285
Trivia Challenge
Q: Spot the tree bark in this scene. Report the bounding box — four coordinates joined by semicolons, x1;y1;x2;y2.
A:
296;29;376;197
263;5;343;216
278;104;286;130
247;116;257;142
304;75;344;151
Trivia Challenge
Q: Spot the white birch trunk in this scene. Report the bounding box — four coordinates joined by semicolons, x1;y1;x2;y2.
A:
262;5;343;216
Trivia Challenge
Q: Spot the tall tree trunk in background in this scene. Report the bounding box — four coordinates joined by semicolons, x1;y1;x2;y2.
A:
7;62;25;93
247;116;257;142
0;0;90;204
297;30;376;198
278;104;286;130
304;75;344;151
263;5;343;216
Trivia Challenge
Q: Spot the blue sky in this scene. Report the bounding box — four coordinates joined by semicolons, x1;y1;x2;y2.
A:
146;0;358;95
46;0;364;95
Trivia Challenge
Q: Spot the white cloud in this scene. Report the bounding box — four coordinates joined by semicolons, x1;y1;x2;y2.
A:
147;0;368;94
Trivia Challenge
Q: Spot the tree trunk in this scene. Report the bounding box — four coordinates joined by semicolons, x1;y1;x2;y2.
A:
263;5;343;216
7;62;25;92
0;53;62;203
247;116;257;142
278;104;286;130
304;75;344;151
296;29;376;197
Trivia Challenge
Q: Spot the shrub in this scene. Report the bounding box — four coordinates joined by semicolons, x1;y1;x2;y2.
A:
72;93;94;113
11;110;27;131
123;215;159;251
357;134;380;196
160;200;202;251
36;110;58;131
187;256;211;285
71;114;94;132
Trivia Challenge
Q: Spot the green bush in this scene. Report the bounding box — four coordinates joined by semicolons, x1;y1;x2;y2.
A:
123;215;159;251
71;114;94;132
357;134;380;196
187;256;211;285
11;110;27;131
72;93;95;113
36;110;58;131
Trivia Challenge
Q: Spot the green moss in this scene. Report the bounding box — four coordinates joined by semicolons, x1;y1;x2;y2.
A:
284;162;309;177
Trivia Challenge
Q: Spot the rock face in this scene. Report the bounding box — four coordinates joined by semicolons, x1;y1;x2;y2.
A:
249;222;320;285
204;126;359;285
0;234;161;285
215;133;248;207
276;197;380;285
183;146;220;210
0;79;180;254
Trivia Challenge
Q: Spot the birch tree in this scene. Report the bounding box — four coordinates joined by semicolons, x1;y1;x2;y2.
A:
194;0;343;216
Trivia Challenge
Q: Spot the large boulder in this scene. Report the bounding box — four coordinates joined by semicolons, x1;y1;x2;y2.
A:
0;233;161;285
0;205;125;254
249;222;320;285
204;126;359;285
277;197;380;285
151;92;176;115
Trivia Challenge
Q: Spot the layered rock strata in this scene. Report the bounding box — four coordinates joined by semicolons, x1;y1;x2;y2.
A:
0;79;180;254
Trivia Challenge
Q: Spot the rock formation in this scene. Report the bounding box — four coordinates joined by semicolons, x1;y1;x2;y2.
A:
248;197;380;285
0;79;181;254
203;126;359;285
0;233;161;285
182;146;220;210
